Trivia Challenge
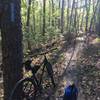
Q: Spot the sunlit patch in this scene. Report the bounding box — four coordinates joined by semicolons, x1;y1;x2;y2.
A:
94;38;100;43
23;70;33;78
63;80;67;86
90;37;100;44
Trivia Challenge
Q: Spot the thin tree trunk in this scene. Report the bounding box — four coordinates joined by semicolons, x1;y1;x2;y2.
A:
69;0;75;32
49;0;51;26
85;0;91;32
61;0;65;33
85;0;88;32
74;1;78;33
32;0;35;33
26;0;32;51
89;0;99;32
43;0;46;35
39;1;42;32
96;1;100;35
58;0;61;29
51;0;54;26
80;8;85;31
66;0;70;30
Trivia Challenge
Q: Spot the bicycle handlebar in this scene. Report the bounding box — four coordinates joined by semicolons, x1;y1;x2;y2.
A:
29;47;57;57
22;48;57;65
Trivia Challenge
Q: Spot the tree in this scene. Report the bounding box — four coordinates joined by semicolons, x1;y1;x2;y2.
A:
66;0;70;30
43;0;46;35
89;0;99;32
48;0;51;26
61;0;65;33
85;0;91;32
80;7;85;31
69;0;75;32
0;0;23;99
26;0;32;51
32;0;36;32
96;0;100;36
51;0;54;26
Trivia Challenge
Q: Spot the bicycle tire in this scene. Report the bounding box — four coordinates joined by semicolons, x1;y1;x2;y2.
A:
9;77;38;100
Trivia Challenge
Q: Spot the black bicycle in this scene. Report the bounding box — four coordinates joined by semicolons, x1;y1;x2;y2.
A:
9;54;56;100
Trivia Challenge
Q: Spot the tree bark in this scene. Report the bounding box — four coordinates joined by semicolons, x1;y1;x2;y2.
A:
66;0;70;30
0;0;23;99
61;0;65;33
85;0;88;32
80;8;85;31
69;0;75;32
32;1;36;33
48;0;51;26
51;0;54;26
89;0;99;32
26;0;32;51
43;0;46;35
96;0;100;35
85;0;91;32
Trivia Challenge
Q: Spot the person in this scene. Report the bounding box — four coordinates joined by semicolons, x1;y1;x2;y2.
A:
63;83;78;100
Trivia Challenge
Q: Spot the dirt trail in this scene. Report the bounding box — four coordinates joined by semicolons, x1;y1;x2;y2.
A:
35;39;86;100
54;36;100;100
54;41;85;100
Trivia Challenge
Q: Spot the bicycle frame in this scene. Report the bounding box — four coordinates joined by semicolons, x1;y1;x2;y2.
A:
31;56;55;87
25;55;55;90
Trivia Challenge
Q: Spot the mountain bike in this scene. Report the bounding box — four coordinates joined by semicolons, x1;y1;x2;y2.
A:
9;54;56;100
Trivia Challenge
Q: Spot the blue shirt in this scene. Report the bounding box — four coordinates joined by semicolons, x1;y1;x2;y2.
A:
63;85;78;100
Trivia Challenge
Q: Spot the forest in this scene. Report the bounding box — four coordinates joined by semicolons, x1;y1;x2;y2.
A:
0;0;100;100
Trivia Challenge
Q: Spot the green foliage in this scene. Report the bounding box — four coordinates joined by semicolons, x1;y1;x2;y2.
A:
46;26;60;38
21;0;99;50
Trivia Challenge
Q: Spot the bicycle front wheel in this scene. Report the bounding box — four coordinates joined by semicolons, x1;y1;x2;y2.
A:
10;77;37;100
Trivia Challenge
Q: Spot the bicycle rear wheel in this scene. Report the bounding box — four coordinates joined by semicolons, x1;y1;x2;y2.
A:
10;77;37;100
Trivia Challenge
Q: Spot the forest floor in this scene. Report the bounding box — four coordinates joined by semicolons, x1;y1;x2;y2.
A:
37;34;100;100
54;35;100;100
55;36;100;100
0;34;100;100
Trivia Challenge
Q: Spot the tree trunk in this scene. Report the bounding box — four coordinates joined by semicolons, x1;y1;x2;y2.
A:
85;0;88;32
32;0;36;33
43;0;46;35
39;1;42;32
80;8;85;31
51;0;54;26
89;0;99;32
61;0;64;33
96;0;100;36
48;0;51;26
26;0;32;51
58;0;61;29
0;0;23;99
69;0;75;32
85;0;91;32
66;0;70;30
